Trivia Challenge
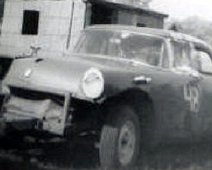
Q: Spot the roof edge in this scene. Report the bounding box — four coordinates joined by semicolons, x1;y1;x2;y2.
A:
87;0;168;18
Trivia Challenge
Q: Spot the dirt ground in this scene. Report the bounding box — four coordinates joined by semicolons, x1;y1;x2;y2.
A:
0;136;212;170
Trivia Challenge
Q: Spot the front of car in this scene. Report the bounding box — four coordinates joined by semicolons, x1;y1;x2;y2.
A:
1;26;165;137
1;25;170;168
2;56;107;135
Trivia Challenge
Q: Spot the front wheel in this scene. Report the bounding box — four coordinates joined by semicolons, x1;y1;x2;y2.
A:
99;105;141;168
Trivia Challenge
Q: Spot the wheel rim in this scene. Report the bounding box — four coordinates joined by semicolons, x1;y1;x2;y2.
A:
118;120;136;166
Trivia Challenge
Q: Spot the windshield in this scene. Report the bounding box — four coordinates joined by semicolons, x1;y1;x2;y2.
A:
74;30;164;66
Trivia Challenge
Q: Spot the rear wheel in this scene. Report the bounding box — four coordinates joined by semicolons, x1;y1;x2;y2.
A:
99;105;141;168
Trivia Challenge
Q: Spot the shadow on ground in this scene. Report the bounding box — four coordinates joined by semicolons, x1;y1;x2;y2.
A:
0;136;212;170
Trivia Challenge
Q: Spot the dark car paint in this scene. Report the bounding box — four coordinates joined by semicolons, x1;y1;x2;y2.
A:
0;57;13;107
4;54;152;98
3;25;212;142
2;54;195;140
197;74;212;136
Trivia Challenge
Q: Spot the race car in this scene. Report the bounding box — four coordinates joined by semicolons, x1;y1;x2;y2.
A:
2;25;212;168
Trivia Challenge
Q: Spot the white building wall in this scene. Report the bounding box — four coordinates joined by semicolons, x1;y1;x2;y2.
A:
0;0;86;58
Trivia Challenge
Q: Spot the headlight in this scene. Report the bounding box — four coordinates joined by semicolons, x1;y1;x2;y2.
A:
82;68;104;99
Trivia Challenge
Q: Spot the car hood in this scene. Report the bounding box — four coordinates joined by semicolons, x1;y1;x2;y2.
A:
3;54;155;100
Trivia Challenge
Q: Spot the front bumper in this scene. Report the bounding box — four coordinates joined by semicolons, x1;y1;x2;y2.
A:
2;89;71;136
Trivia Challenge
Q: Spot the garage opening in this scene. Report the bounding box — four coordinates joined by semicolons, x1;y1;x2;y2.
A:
22;10;39;35
90;4;117;25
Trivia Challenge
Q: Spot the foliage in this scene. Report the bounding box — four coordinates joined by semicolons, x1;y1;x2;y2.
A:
167;17;212;47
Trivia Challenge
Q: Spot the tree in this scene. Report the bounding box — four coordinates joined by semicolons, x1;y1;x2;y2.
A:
167;17;212;47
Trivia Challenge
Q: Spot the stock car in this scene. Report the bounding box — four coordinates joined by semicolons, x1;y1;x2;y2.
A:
1;25;212;168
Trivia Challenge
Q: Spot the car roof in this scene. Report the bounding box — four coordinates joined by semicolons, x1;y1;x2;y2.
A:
86;25;212;53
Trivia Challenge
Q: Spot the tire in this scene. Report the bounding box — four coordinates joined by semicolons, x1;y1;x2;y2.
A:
99;105;141;168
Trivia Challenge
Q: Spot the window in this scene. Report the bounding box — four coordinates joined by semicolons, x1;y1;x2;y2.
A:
74;30;164;66
192;49;212;73
22;10;39;35
74;30;120;56
161;44;169;68
120;34;163;66
172;41;191;68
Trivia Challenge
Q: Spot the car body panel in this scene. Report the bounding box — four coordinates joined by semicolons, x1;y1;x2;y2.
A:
2;25;212;141
4;54;155;99
2;54;193;138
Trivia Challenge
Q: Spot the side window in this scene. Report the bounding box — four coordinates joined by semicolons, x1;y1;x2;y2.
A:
161;43;169;68
192;49;212;74
172;41;191;68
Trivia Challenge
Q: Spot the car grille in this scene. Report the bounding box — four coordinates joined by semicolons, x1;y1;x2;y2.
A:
9;87;64;106
4;87;65;120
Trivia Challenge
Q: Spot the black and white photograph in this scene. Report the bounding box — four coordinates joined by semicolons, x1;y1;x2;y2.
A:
1;0;212;170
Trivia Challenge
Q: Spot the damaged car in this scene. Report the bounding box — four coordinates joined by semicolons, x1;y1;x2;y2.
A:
2;25;212;168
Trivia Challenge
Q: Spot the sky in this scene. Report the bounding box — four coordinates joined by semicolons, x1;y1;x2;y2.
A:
150;0;212;21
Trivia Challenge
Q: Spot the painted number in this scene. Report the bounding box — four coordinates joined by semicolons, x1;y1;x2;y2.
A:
184;84;200;113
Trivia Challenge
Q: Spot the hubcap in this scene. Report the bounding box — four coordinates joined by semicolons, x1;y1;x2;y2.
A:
118;120;136;166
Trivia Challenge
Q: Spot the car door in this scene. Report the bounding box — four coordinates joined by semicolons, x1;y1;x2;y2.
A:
149;39;199;140
190;47;212;138
175;41;207;138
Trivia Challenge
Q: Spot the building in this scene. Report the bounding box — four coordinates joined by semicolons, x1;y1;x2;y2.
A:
0;0;168;58
86;0;167;28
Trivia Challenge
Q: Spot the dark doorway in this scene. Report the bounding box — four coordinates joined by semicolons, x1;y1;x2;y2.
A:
90;4;116;25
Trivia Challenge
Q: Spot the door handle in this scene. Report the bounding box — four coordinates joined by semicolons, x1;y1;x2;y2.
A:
133;76;152;84
189;72;202;81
